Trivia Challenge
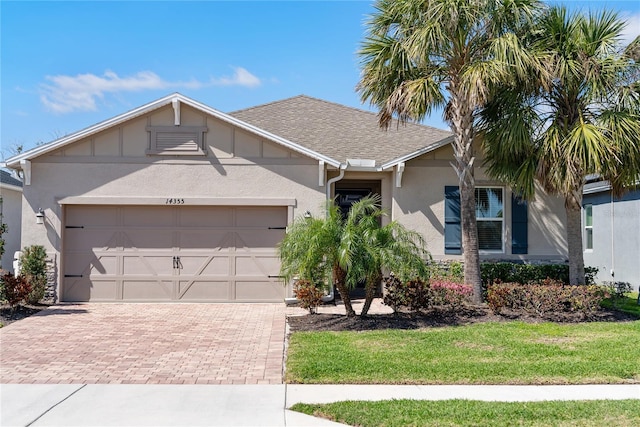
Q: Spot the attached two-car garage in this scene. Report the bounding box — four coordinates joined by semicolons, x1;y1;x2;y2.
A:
62;205;287;302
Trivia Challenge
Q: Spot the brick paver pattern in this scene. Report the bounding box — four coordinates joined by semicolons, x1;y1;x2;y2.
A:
0;303;286;385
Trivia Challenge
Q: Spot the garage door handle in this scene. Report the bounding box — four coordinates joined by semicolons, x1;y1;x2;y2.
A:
268;226;286;230
64;274;83;278
172;256;178;269
268;275;285;278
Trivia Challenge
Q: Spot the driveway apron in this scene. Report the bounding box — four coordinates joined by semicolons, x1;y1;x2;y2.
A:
0;303;286;385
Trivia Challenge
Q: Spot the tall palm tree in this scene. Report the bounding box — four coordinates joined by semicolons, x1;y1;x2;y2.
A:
478;7;640;284
357;0;541;303
278;197;430;317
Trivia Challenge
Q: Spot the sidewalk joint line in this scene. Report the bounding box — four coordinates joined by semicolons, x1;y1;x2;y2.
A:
26;384;87;427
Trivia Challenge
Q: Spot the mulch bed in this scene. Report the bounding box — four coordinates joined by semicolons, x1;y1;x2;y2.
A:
288;304;638;332
0;302;53;327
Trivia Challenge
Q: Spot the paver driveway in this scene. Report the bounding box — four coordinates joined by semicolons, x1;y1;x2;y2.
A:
0;303;286;385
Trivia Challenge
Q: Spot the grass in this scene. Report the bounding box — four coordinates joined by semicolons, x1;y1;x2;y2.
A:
285;321;640;384
601;292;640;318
291;399;640;427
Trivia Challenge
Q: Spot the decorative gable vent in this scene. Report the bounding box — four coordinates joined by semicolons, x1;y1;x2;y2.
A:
146;126;208;155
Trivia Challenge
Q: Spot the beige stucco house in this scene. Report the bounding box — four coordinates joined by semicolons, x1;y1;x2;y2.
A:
4;93;568;302
1;169;23;273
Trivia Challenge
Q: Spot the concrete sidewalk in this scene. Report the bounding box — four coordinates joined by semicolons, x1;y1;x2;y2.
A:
2;384;638;427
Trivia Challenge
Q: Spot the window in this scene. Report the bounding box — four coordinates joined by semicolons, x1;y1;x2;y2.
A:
476;187;503;251
584;204;593;250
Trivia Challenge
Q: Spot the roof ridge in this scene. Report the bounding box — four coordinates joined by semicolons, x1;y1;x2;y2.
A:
231;95;450;134
229;95;309;115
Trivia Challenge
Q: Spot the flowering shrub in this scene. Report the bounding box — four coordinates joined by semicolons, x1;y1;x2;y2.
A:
293;280;324;314
383;277;472;313
430;280;473;310
487;282;609;318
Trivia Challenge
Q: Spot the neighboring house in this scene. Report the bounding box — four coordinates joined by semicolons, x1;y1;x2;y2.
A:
583;180;640;291
3;93;568;303
0;169;23;273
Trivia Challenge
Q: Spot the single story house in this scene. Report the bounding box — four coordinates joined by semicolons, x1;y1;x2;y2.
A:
583;180;640;291
3;93;568;302
1;169;23;273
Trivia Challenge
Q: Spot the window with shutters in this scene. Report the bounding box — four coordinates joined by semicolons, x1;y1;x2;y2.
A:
146;126;207;155
476;187;504;252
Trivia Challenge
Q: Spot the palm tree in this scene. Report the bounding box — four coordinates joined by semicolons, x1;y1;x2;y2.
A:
478;7;640;284
357;0;541;303
278;202;357;316
342;196;430;316
278;197;430;317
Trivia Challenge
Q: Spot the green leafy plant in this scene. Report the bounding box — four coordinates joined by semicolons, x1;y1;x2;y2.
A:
20;245;47;304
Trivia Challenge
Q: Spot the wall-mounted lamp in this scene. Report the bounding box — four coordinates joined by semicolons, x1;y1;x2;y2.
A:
303;210;312;219
36;208;45;225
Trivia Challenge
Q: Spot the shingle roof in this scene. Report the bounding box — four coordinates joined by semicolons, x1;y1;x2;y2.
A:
230;95;452;166
0;169;23;188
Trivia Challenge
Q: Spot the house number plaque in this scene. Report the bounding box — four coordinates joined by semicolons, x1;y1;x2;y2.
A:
165;198;185;205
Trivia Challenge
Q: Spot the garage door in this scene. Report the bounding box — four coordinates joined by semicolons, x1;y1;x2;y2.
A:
63;205;287;302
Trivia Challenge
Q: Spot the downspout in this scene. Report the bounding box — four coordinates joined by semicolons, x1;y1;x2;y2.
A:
321;163;348;302
610;191;615;280
285;163;347;305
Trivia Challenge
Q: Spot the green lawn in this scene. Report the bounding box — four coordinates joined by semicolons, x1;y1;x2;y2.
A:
601;292;640;318
291;399;640;427
286;321;640;384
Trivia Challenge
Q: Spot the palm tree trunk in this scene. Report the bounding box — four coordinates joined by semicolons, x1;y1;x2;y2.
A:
449;84;483;303
333;265;356;317
461;182;483;303
565;192;585;285
360;272;381;317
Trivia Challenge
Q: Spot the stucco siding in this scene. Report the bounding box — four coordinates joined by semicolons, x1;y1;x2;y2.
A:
1;186;22;272
583;189;640;290
20;105;329;298
392;148;567;261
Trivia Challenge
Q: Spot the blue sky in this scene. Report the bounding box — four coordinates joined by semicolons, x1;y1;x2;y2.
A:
2;0;639;156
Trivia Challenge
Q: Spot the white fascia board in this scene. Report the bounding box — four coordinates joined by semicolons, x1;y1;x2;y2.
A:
0;183;23;192
380;136;454;170
5;93;342;169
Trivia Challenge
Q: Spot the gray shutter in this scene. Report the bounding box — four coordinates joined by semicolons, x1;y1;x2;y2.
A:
444;186;462;254
511;194;528;254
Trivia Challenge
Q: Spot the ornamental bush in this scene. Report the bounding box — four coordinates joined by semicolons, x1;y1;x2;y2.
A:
293;280;324;314
480;262;598;286
383;277;472;313
486;282;608;318
20;245;48;304
429;280;473;310
1;271;32;308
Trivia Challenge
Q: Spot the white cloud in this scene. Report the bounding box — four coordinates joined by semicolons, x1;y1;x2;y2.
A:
210;67;261;88
40;67;262;114
621;12;640;45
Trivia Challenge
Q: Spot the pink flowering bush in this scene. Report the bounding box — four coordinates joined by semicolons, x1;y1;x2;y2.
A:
430;280;473;310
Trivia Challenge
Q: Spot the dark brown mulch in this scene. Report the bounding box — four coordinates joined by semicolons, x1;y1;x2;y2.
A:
287;304;638;332
0;302;53;327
